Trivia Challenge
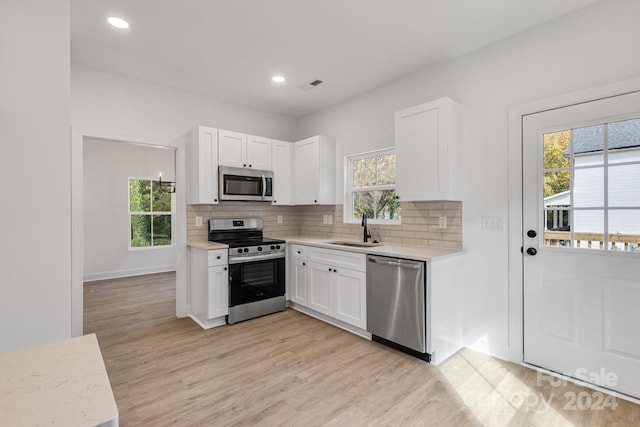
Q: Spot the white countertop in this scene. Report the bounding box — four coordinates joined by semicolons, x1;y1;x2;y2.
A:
187;239;228;250
187;236;463;261
280;236;463;262
0;334;119;427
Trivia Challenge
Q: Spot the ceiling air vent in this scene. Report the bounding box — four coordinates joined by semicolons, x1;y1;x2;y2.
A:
298;79;323;91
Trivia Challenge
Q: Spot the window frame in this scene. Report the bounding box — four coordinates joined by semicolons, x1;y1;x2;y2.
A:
128;176;175;250
344;147;401;225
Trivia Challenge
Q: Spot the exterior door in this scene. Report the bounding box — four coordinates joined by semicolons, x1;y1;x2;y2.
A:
523;91;640;398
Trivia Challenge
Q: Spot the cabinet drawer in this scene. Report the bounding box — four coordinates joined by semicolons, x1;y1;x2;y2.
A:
290;244;308;260
208;250;228;266
308;247;366;272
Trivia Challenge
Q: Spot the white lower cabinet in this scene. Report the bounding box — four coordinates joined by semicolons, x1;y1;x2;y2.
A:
207;264;229;319
288;245;366;330
289;257;308;306
308;262;333;316
189;247;229;329
333;267;366;329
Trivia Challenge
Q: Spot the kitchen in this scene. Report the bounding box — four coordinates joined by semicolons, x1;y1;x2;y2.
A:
3;0;640;425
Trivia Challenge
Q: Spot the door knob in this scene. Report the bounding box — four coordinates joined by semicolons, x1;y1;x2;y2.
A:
527;230;537;238
526;247;537;256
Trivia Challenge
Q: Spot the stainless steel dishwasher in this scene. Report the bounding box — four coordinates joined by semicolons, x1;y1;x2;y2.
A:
366;255;430;361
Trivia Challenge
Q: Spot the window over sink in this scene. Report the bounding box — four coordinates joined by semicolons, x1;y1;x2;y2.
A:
128;178;174;248
345;148;401;224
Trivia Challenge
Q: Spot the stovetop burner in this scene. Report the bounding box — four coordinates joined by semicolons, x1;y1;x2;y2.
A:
222;237;285;248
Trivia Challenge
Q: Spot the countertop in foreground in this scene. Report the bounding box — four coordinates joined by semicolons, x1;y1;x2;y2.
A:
0;334;118;426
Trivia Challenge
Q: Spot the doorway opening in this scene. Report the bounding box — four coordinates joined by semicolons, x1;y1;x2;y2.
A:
71;130;189;337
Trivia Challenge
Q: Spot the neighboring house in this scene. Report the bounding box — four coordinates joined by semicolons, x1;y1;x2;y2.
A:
544;118;640;250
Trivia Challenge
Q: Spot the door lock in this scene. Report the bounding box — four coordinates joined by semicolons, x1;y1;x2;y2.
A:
526;247;537;256
527;230;537;238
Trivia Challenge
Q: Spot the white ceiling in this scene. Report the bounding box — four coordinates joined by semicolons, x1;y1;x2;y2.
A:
71;0;601;118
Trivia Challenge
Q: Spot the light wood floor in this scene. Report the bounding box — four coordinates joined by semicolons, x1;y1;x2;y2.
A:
85;272;640;426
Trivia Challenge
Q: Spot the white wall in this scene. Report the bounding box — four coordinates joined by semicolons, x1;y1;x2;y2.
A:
296;0;640;360
0;0;71;350
83;138;176;280
71;65;298;143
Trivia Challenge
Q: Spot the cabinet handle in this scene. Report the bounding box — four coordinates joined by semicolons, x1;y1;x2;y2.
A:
214;198;218;202
297;251;301;254
314;200;317;203
273;200;277;203
216;255;221;259
328;268;331;271
395;195;399;200
302;262;306;266
249;164;252;168
224;267;228;271
333;269;337;273
243;164;247;167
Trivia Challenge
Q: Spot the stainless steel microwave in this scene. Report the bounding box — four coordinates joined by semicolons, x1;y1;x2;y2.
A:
218;166;274;202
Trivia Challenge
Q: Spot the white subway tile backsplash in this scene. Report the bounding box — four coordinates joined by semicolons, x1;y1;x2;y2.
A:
187;201;462;249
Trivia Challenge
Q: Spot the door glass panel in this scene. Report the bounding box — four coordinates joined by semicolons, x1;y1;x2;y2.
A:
608;210;640;252
573;124;604;166
609;164;640;207
573;209;605;249
573;167;603;208
544;130;571;169
541;119;640;253
608;118;640;162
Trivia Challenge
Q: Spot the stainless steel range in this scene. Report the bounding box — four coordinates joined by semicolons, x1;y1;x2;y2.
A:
208;218;286;324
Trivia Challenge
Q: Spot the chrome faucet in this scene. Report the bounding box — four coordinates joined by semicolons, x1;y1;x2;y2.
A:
362;213;372;242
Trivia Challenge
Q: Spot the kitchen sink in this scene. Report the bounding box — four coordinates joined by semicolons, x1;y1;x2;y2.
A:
323;240;382;248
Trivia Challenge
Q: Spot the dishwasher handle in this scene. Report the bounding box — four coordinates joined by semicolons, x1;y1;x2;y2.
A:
368;256;422;270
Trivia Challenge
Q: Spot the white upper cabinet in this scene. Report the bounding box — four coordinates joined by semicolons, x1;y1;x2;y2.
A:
188;126;219;204
218;129;245;168
293;135;336;205
271;139;292;205
395;97;462;201
246;135;272;170
218;129;272;170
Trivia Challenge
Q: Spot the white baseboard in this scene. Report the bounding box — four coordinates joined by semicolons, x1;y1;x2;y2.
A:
83;265;176;282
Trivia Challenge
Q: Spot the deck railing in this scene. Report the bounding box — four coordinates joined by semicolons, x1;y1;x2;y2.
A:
544;231;640;251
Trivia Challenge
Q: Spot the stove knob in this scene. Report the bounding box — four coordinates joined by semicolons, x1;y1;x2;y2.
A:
243;248;249;253
257;247;263;252
270;245;275;250
276;245;281;250
237;249;243;254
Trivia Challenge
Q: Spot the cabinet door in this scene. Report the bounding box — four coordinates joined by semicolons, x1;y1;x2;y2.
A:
271;140;292;205
188;126;219;204
395;97;460;201
307;262;333;316
246;135;272;170
290;258;308;306
207;265;229;319
218;129;246;168
334;268;366;329
293;138;319;204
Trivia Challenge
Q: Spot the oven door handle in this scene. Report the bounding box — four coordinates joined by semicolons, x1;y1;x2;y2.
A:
228;252;285;264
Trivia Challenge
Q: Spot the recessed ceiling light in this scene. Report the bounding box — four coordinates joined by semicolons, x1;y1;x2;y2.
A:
271;75;286;84
107;16;130;30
